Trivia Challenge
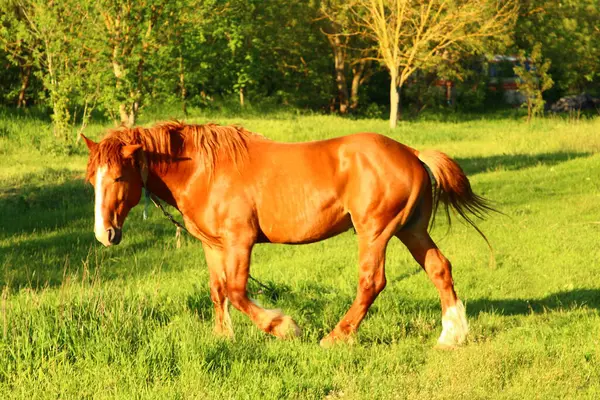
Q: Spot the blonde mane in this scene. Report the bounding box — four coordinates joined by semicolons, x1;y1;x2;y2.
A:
86;121;260;181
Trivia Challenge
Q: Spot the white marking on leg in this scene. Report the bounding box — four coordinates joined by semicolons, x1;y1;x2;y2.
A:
438;299;468;347
251;299;301;338
274;315;301;338
223;298;233;336
250;298;263;308
94;166;110;246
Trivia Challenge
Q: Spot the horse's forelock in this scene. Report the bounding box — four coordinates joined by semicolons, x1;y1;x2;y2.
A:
85;138;130;182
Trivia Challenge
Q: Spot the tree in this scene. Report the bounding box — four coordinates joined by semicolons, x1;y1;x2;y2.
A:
514;43;553;123
7;0;102;140
320;1;351;113
192;0;332;110
137;0;216;115
515;0;600;99
350;0;519;128
0;0;38;108
94;0;173;126
319;0;374;114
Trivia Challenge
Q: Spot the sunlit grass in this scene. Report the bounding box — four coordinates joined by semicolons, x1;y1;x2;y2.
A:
1;112;599;398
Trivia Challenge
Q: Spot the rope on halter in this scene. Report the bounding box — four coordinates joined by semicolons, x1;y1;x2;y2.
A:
137;150;183;248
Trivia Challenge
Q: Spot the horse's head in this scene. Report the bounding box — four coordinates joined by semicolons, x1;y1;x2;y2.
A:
82;134;144;247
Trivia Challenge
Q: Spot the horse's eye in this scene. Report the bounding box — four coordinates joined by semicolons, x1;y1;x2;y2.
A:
114;176;124;183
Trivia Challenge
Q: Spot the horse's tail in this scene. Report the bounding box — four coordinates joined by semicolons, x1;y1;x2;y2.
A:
413;149;497;258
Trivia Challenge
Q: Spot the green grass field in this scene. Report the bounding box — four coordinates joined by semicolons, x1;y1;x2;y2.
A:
1;110;599;399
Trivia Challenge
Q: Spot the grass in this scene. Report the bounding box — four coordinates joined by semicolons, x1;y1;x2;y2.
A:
1;109;599;398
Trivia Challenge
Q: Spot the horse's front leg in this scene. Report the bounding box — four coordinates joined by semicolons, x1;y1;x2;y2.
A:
202;242;233;338
223;241;301;338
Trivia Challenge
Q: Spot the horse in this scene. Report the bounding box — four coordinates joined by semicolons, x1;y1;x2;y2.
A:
82;121;493;348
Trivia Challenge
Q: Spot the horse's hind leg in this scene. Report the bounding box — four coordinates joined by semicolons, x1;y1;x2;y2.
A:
396;229;468;347
202;243;233;338
320;235;388;347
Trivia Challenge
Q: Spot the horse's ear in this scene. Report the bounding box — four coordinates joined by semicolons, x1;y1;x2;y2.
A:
121;144;143;159
81;134;97;152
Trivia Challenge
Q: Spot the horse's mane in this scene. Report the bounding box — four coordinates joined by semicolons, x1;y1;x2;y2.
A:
86;121;259;181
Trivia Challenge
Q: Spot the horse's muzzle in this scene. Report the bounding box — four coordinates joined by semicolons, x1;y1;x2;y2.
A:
107;227;122;245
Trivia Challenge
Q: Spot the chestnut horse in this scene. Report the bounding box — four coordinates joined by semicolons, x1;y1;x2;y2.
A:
82;121;492;347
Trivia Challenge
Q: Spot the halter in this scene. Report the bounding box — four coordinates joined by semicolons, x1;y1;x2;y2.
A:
135;149;186;248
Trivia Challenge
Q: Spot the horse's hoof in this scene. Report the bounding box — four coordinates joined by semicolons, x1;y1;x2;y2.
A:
213;326;234;340
319;332;355;348
273;315;302;339
319;335;336;348
436;300;468;348
434;342;458;351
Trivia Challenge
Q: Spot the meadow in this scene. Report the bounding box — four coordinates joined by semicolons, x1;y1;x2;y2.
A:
0;109;599;399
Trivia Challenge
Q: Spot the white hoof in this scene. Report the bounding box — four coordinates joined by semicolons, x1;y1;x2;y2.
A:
273;315;302;339
260;308;301;339
437;299;468;347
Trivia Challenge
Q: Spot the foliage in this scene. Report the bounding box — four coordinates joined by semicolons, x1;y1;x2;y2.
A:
348;0;519;128
0;0;38;107
514;0;600;99
513;43;553;123
0;0;599;136
0;0;103;140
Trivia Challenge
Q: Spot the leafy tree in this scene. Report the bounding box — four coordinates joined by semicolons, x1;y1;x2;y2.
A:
0;0;38;107
94;0;176;126
515;0;600;99
514;43;553;123
349;0;518;128
4;0;102;140
319;0;374;114
187;0;332;110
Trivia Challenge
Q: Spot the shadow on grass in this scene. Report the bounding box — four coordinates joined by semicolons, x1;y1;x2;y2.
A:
0;174;192;289
456;151;592;176
0;169;92;237
186;276;357;337
467;288;600;316
198;277;600;329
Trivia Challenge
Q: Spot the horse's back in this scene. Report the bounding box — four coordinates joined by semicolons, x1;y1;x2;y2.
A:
250;132;422;175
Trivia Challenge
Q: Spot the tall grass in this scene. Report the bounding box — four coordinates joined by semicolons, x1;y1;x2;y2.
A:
1;110;599;398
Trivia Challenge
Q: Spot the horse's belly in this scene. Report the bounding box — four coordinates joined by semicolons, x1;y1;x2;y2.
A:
257;202;352;244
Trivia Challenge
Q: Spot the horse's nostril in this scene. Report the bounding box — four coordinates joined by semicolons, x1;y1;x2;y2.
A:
107;227;122;245
107;227;115;243
113;228;122;245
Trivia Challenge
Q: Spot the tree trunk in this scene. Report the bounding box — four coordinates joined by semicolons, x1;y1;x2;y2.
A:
117;100;137;127
398;83;403;122
111;38;141;127
17;65;32;108
130;102;138;126
389;69;399;129
118;101;138;127
328;35;349;114
119;104;129;126
239;86;245;107
350;60;368;111
179;50;187;115
112;50;130;126
45;40;69;139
